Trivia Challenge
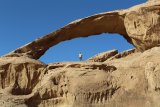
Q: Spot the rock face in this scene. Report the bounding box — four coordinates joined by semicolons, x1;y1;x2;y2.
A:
1;0;160;107
1;47;160;107
124;2;160;51
87;49;118;62
0;57;47;95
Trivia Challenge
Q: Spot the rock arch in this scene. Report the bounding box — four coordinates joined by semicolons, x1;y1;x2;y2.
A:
4;0;160;59
5;11;130;59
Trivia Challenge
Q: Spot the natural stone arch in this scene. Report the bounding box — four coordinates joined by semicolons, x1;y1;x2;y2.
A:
4;0;160;59
5;11;130;59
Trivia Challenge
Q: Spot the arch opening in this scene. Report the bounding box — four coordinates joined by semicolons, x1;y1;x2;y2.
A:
40;33;134;64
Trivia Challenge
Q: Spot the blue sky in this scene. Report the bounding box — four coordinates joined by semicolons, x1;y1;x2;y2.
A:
0;0;146;63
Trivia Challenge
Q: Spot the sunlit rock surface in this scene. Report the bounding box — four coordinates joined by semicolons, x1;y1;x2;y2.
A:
1;0;160;107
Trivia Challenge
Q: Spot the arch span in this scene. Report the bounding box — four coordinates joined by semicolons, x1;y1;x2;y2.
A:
5;10;132;59
5;0;160;59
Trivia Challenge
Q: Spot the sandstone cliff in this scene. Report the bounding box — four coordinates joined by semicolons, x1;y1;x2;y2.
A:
1;47;160;107
1;0;160;107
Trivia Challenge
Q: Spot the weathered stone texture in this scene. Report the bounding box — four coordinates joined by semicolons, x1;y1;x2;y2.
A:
1;0;160;107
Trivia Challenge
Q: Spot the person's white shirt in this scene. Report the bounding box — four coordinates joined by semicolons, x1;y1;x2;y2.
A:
79;53;82;58
79;52;83;61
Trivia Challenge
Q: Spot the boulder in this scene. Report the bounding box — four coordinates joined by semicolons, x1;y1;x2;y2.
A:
87;49;118;62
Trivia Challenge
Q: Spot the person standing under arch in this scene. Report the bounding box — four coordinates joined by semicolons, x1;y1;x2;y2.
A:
79;52;83;61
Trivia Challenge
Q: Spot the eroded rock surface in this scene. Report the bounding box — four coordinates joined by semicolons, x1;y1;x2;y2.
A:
87;49;118;62
1;47;160;107
0;57;47;95
1;0;160;107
